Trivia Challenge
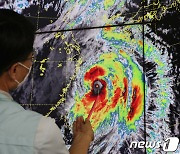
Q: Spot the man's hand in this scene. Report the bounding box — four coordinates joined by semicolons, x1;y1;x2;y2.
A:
73;116;94;142
69;116;94;154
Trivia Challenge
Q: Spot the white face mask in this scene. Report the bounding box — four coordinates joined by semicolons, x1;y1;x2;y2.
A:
14;62;32;88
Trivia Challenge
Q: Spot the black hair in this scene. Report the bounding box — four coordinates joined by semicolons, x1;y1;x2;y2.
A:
0;9;35;75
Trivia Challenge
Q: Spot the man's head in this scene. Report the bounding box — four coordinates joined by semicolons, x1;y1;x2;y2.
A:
0;9;35;91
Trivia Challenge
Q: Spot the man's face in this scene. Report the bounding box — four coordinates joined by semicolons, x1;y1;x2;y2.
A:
14;53;33;85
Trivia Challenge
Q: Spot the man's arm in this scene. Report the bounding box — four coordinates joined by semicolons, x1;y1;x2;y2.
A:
69;116;94;154
35;116;94;154
34;117;69;154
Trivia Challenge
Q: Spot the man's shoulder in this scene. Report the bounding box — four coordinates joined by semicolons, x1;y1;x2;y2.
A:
0;101;43;136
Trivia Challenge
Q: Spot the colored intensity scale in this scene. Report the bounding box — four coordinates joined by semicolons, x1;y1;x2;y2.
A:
87;80;103;120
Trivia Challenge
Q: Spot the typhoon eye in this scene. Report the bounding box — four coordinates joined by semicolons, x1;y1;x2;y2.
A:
93;80;103;95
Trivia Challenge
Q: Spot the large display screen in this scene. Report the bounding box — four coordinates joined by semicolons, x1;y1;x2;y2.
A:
1;0;179;153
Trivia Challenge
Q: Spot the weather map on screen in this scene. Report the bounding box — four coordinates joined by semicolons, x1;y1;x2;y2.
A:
1;0;179;153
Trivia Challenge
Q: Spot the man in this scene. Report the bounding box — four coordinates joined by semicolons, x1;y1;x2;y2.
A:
0;9;94;154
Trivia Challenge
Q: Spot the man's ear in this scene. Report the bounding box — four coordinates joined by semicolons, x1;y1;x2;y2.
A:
8;63;19;81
